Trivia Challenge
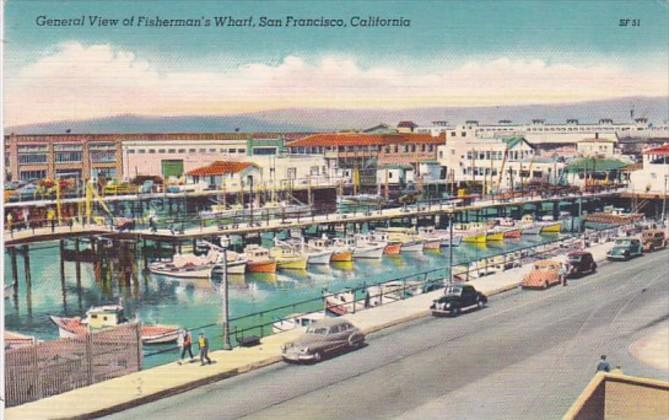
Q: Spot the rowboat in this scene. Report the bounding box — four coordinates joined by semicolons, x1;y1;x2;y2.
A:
324;290;365;315
148;250;247;278
49;305;179;345
4;330;38;349
269;244;308;270
243;245;277;273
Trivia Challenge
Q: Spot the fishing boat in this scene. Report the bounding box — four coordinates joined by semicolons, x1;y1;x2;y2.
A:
271;311;327;334
283;237;333;265
415;227;442;250
519;215;542;235
49;305;179;345
269;242;308;270
148;249;247;278
417;226;463;247
324;290;365;315
539;215;561;233
243;245;277;273
352;234;386;259
452;223;487;244
369;232;402;255
375;227;425;253
337;194;384;206
495;217;522;238
308;236;352;262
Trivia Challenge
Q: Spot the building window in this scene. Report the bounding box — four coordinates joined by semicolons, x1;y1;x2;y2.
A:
287;167;297;179
189;148;196;153
237;148;245;154
148;149;155;154
199;148;206;153
158;149;166;153
168;149;176;153
178;149;185;153
139;149;146;154
253;147;277;155
93;168;117;179
17;145;49;164
19;170;47;181
128;149;135;154
55;150;82;163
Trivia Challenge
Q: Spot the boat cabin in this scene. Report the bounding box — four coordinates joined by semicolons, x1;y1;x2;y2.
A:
85;305;128;329
244;245;270;259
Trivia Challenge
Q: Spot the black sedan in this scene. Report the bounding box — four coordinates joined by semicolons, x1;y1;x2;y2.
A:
430;284;487;317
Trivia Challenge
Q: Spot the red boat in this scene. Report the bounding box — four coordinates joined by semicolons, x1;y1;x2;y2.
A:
49;305;179;345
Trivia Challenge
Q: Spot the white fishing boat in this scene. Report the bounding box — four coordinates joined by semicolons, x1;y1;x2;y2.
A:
352;234;386;259
417;226;462;248
519;215;542;235
308;236;353;262
199;203;243;219
49;305;179;345
283;237;333;265
271;311;327;334
375;227;425;253
148;249;247;278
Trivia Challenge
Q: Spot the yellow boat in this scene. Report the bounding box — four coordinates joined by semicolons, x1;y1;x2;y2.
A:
454;223;487;244
269;247;308;270
540;222;561;233
486;230;505;242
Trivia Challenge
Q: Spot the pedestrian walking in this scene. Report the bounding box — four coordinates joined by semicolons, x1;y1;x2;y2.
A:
6;212;14;234
560;262;569;287
149;216;157;233
596;355;611;372
177;329;194;365
364;289;371;308
198;331;212;365
22;207;30;230
47;208;56;232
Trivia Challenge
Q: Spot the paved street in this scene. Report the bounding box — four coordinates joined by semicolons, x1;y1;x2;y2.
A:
106;249;669;420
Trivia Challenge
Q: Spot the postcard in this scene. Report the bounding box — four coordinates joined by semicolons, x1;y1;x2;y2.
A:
2;1;668;419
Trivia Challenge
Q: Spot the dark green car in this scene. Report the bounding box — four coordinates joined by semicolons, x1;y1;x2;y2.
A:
607;238;643;261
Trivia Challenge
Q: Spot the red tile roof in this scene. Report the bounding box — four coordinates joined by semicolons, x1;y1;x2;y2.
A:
645;144;669;156
286;133;444;148
186;161;257;176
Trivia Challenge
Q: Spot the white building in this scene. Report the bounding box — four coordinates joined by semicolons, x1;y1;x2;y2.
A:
576;136;617;158
441;135;565;191
629;144;669;194
416;118;669;143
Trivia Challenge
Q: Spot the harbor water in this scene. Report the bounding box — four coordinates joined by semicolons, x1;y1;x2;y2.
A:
4;227;575;368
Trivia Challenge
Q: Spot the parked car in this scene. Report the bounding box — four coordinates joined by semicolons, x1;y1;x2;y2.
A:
607;238;643;261
641;230;667;252
16;184;38;200
566;251;597;278
430;284;487;317
281;318;365;363
520;260;561;289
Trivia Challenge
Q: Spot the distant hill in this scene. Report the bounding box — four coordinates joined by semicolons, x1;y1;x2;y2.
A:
6;96;667;134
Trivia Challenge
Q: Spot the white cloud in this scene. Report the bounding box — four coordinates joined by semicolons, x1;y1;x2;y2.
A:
4;42;667;126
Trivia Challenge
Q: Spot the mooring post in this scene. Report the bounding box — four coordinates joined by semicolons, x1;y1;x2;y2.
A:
10;246;18;293
22;245;32;289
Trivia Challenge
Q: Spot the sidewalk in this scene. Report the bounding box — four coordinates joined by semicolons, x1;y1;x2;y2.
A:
629;326;669;372
4;241;615;419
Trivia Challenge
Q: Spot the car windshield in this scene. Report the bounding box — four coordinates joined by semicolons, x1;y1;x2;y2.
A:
615;239;632;246
568;256;582;262
306;327;328;335
445;286;463;296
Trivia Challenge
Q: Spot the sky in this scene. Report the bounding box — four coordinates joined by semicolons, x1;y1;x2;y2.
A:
3;0;668;126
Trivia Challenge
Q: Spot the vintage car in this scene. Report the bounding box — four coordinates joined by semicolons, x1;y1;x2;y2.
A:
607;238;643;261
641;230;667;252
430;284;487;317
281;318;365;363
566;251;597;278
520;260;561;289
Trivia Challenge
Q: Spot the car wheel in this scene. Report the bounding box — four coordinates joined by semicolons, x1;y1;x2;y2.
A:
313;351;323;362
452;307;461;317
543;281;549;289
477;299;484;310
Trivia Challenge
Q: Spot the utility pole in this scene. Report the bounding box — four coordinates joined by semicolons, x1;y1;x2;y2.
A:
662;174;668;223
448;214;454;285
218;245;232;350
249;176;254;227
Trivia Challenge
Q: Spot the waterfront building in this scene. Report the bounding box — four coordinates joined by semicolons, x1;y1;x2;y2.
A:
629;144;669;194
576;135;618;158
286;132;444;187
439;135;566;190
415;118;669;143
4;132;310;184
185;161;262;189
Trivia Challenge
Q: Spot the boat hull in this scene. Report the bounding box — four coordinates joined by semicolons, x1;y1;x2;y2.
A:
401;241;424;253
149;260;246;278
440;236;463;247
247;260;277;273
384;243;402;255
521;225;542;235
276;256;308;270
541;222;561;233
307;250;334;265
331;250;353;262
423;239;441;250
353;245;385;259
49;315;178;345
486;231;505;242
503;228;521;238
461;233;486;244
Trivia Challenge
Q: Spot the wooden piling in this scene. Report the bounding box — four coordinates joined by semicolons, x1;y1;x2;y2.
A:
10;246;18;293
22;245;31;288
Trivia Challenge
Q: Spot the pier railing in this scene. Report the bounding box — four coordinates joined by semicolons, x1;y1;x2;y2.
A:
142;222;629;359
